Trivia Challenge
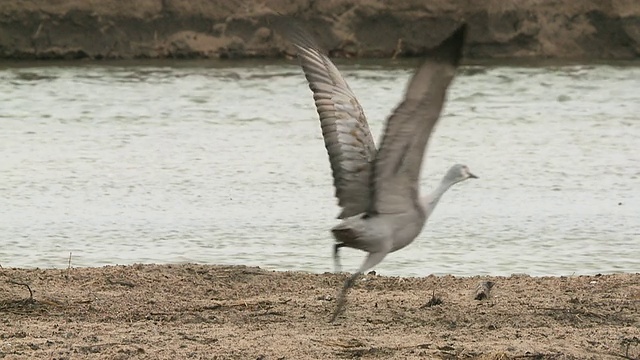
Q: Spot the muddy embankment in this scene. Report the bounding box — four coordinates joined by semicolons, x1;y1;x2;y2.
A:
0;0;639;61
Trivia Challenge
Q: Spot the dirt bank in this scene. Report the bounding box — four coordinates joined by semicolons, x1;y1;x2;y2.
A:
1;264;639;359
0;0;638;60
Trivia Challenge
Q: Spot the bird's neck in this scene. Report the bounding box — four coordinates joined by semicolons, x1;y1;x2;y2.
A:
420;178;455;219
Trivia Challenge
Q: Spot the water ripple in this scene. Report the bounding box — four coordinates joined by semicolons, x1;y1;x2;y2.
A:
0;60;638;277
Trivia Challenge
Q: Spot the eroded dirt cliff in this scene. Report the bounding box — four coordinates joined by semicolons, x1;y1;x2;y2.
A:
0;0;638;60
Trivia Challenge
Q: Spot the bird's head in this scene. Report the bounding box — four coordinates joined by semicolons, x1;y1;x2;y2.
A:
444;164;478;184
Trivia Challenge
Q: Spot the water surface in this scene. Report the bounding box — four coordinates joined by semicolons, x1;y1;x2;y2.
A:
0;59;638;276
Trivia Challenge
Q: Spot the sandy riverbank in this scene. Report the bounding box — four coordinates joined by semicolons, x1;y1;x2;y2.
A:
0;0;639;60
1;264;638;359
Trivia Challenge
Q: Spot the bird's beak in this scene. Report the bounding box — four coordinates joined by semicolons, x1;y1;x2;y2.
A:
468;172;478;179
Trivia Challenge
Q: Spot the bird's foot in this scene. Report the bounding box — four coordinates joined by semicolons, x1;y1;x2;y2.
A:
329;252;386;323
329;273;359;323
329;288;348;323
330;297;345;323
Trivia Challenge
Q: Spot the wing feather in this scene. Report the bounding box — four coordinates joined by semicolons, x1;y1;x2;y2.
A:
369;24;467;215
287;26;377;219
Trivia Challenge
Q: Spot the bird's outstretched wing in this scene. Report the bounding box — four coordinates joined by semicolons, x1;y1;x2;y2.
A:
287;26;377;219
368;24;467;215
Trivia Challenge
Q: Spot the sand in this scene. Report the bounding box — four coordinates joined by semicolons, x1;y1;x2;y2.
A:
1;264;639;359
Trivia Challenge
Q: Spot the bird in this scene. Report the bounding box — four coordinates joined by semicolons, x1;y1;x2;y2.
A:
287;23;476;322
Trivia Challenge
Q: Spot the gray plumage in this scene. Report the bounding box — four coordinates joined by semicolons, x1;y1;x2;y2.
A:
290;29;377;219
288;23;476;322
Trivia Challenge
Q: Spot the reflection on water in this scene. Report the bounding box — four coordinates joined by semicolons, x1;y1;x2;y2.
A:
0;59;638;276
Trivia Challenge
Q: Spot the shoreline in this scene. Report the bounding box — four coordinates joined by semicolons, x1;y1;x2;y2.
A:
0;262;635;278
2;264;638;359
2;57;640;68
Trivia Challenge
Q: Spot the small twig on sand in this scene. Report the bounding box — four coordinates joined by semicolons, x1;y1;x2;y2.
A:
74;342;128;352
513;353;563;359
422;290;443;308
8;280;34;301
615;354;639;360
620;336;640;360
66;252;72;279
106;278;136;288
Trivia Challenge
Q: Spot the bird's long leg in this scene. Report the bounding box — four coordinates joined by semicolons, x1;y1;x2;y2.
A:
330;271;360;323
330;251;387;323
333;243;346;273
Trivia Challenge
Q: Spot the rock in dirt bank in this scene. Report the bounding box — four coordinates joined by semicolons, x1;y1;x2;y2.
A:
0;0;638;60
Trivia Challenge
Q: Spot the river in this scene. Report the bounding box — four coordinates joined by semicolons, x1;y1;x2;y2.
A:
0;59;638;276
